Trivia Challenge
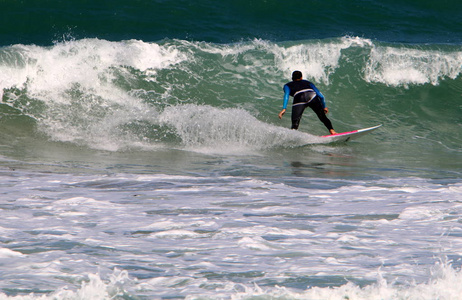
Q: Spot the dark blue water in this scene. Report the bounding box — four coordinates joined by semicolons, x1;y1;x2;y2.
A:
1;0;462;46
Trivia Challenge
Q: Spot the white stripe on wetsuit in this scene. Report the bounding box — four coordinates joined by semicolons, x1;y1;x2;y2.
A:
293;89;316;106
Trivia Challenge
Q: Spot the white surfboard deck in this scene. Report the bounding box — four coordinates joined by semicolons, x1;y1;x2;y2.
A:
316;124;382;144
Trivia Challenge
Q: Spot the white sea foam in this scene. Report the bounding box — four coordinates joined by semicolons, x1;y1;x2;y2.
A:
0;262;460;300
0;169;461;299
271;36;374;85
364;45;462;86
0;39;188;151
238;236;273;251
0;248;24;258
1;39;187;95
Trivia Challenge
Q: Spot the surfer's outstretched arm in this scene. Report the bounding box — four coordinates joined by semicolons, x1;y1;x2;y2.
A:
279;85;290;119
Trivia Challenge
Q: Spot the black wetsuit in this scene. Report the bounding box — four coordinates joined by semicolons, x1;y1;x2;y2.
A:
283;80;334;130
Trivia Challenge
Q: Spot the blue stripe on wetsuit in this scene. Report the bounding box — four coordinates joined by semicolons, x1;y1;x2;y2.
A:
282;85;290;109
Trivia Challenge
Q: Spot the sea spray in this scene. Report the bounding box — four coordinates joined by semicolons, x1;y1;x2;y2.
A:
159;104;317;153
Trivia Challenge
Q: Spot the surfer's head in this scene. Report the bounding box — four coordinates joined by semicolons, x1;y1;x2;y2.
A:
292;70;302;81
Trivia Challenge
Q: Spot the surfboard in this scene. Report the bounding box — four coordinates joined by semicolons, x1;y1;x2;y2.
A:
318;124;382;143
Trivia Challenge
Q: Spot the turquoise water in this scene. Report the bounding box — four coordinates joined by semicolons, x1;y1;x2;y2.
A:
0;1;461;299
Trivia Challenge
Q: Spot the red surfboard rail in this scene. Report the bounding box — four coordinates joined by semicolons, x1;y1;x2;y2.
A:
317;125;382;143
321;129;359;138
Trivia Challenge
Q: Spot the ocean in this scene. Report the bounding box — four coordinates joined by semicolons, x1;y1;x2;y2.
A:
1;1;461;299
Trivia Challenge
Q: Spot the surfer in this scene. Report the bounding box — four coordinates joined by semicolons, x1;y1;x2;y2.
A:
278;71;336;135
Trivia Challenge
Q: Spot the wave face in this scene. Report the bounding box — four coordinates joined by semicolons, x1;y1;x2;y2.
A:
0;38;461;166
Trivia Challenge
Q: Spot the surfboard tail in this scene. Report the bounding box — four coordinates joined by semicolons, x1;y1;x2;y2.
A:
319;124;382;143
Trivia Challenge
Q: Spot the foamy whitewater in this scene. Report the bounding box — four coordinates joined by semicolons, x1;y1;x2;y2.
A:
1;171;462;299
1;1;462;299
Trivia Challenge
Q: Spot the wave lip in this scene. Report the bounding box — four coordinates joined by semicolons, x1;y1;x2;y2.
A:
365;45;462;86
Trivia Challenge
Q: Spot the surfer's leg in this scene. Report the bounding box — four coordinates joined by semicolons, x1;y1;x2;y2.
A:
309;98;334;132
291;104;306;130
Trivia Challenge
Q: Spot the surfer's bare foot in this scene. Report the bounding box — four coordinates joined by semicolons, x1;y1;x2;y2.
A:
329;129;337;135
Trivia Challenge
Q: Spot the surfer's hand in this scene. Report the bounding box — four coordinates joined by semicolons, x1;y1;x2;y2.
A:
278;109;286;119
324;107;329;114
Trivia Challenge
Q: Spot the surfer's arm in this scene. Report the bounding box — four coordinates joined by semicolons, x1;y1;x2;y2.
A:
279;85;290;119
310;83;326;108
282;85;290;109
310;82;329;113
